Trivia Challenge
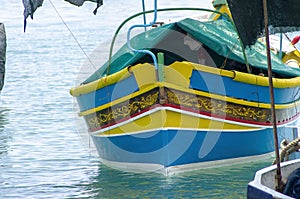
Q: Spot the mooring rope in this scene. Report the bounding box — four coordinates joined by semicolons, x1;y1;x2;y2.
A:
273;137;300;164
48;0;98;71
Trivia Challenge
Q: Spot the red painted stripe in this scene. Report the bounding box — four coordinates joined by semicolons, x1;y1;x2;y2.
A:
88;104;300;132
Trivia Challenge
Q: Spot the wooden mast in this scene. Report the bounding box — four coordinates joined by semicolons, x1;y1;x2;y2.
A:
262;0;284;192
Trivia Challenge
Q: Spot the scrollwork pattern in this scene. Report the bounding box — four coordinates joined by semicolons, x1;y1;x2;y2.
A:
87;91;159;129
166;89;267;121
85;86;298;130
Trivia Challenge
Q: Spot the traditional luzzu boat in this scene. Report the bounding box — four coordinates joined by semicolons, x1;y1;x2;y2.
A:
68;0;300;175
20;0;300;175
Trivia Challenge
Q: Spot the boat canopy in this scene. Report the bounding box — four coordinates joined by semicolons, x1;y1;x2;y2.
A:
83;18;300;84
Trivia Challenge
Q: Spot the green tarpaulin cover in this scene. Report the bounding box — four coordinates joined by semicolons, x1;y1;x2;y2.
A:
83;18;300;84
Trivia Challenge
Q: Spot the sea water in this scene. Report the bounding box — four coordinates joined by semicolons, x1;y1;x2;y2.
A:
0;0;285;198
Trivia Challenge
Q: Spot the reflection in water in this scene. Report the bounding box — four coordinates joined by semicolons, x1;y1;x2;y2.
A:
76;158;274;199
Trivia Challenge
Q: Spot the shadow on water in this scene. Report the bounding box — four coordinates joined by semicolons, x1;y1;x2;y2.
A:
0;107;10;156
75;157;275;199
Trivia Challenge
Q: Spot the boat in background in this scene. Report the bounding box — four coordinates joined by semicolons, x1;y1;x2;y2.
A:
0;23;6;94
248;158;300;199
69;0;300;175
247;127;300;199
281;35;300;69
259;34;300;69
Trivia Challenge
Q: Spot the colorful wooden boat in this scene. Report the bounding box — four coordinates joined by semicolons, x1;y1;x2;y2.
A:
69;0;300;175
20;0;300;175
247;133;300;199
248;158;300;199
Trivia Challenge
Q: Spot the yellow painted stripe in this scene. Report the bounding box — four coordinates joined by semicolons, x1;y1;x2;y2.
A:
282;50;300;66
233;70;300;88
164;61;194;88
70;67;132;97
181;61;300;88
129;63;157;88
97;109;259;136
185;61;234;78
162;82;300;109
75;61;300;116
71;61;300;97
70;63;156;97
210;4;232;21
79;83;159;116
79;80;300;116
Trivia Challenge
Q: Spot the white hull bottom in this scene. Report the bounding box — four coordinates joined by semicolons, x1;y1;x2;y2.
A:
99;152;274;176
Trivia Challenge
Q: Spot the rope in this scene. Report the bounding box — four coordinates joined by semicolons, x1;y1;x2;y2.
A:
273;137;300;164
48;0;98;71
219;38;239;69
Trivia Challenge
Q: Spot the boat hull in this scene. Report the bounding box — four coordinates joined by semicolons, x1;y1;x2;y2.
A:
247;159;300;199
92;127;274;174
71;61;300;174
90;105;297;175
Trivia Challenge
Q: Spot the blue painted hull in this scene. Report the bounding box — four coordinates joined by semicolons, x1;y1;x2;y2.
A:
91;127;283;169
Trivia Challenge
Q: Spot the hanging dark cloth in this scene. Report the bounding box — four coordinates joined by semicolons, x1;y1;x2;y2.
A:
65;0;103;14
22;0;44;32
22;0;103;31
227;0;300;47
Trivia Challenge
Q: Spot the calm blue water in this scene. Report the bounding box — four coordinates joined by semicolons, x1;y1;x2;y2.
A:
0;1;279;198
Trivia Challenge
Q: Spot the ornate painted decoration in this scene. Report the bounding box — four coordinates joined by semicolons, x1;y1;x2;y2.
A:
165;88;299;124
165;88;271;123
84;86;300;131
85;88;159;130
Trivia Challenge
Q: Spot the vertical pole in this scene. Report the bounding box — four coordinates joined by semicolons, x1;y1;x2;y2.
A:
279;33;283;59
141;0;147;32
157;52;166;104
262;0;284;192
127;0;158;69
157;52;164;82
